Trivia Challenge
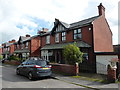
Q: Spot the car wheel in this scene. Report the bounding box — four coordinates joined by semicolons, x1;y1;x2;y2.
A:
28;72;33;80
16;69;20;75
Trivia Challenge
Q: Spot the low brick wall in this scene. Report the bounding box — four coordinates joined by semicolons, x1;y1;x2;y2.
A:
51;64;76;75
4;60;21;65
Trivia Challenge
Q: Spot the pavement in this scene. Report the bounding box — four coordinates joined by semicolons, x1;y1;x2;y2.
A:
52;73;120;90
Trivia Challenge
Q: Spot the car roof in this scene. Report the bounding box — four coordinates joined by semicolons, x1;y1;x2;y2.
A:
28;57;45;61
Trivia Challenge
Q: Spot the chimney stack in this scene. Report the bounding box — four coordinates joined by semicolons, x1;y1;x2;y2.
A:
9;39;16;43
26;34;30;37
98;3;105;16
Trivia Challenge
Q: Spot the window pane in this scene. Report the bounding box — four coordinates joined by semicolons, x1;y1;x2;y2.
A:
46;36;50;44
77;34;82;39
78;29;81;33
74;30;77;34
74;35;77;39
55;33;59;42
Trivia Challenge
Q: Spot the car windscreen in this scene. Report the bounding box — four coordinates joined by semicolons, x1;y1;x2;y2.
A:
35;60;47;66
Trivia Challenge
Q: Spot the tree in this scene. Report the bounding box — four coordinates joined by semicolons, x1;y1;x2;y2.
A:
63;43;83;65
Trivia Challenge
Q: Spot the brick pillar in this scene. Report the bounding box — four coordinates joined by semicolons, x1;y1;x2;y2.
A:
107;64;116;83
75;62;79;76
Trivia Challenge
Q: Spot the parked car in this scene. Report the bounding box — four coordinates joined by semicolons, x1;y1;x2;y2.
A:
16;57;52;80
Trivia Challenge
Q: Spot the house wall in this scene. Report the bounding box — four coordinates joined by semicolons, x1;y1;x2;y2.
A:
96;55;118;75
10;44;15;54
30;36;40;57
93;15;113;52
0;48;2;55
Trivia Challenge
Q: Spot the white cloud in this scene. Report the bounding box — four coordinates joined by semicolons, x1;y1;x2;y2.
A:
0;0;119;45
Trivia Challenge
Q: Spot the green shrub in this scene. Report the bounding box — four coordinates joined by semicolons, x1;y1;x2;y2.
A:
0;54;3;60
63;43;83;65
8;55;20;61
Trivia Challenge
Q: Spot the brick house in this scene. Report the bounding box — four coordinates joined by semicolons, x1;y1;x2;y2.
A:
14;34;40;59
40;3;113;72
2;40;16;58
0;46;2;55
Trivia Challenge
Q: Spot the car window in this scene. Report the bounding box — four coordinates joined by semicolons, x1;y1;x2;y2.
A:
27;60;35;65
22;60;28;65
35;60;47;66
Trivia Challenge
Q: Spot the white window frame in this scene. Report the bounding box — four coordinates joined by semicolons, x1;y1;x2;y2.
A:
55;33;59;43
46;35;50;44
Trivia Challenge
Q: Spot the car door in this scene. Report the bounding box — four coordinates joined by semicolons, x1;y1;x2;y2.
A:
23;60;35;76
19;60;28;75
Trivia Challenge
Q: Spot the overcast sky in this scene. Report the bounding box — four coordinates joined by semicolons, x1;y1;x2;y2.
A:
0;0;119;45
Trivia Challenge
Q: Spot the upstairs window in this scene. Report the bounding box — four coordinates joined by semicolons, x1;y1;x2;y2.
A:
46;35;50;44
25;42;29;48
62;32;66;41
55;33;59;43
7;47;10;51
15;45;17;49
21;43;24;49
73;29;82;40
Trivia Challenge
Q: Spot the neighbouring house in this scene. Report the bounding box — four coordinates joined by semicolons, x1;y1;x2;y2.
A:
0;46;2;55
13;34;40;59
113;44;120;60
2;40;16;59
113;44;120;77
40;3;114;73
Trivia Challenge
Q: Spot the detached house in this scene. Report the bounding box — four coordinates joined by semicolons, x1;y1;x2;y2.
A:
14;34;40;59
40;3;113;73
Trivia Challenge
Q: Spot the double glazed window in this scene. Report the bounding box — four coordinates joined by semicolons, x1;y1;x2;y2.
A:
74;29;82;39
55;33;59;43
46;35;50;44
62;32;66;41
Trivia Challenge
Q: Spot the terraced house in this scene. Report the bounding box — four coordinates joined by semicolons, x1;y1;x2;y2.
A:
14;34;40;59
40;3;113;73
2;40;16;59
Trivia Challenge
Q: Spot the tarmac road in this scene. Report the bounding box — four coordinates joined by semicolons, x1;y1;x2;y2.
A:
2;64;87;89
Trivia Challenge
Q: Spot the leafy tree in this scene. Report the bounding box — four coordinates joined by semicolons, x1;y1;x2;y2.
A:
63;43;83;65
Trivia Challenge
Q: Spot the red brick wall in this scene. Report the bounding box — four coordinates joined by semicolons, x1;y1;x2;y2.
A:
10;44;15;54
41;36;46;47
66;31;73;42
93;15;113;52
51;64;76;75
30;36;40;57
0;48;2;55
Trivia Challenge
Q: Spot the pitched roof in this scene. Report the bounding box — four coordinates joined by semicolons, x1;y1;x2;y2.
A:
70;16;99;28
60;21;70;28
21;36;31;42
18;36;31;43
52;16;99;32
